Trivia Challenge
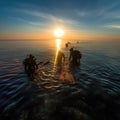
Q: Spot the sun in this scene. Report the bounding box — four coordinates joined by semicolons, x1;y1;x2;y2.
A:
54;28;64;37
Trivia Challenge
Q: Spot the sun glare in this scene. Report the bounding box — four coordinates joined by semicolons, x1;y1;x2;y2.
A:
53;38;61;67
54;28;64;37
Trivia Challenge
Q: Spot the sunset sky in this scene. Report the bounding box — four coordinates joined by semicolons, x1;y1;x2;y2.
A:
0;0;120;40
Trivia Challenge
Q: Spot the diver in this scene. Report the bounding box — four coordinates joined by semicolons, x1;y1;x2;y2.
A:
69;48;82;67
65;42;71;48
57;50;65;65
65;43;68;48
23;54;38;77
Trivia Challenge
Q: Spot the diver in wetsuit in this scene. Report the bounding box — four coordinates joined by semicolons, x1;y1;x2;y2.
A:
23;54;38;77
69;48;82;67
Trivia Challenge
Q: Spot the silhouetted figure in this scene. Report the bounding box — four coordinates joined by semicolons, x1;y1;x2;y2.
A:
65;43;68;48
69;48;82;67
65;42;71;48
57;50;65;65
23;54;38;77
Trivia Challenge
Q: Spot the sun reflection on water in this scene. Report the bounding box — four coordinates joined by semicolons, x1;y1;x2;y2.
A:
53;39;62;71
54;39;61;64
56;39;61;51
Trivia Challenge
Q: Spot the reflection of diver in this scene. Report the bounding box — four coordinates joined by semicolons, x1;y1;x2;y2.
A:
23;54;38;77
69;48;82;67
57;50;65;65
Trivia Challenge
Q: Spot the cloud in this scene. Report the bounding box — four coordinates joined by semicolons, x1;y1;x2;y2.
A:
7;1;120;34
12;0;120;29
14;8;80;26
8;16;48;31
105;12;120;19
17;9;67;23
74;1;120;27
108;25;120;29
21;9;56;20
75;1;120;17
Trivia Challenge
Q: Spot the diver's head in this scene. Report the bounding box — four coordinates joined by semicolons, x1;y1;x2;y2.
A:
29;54;34;58
69;47;73;52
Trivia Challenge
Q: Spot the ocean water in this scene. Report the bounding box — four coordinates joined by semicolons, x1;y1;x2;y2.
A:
0;40;120;120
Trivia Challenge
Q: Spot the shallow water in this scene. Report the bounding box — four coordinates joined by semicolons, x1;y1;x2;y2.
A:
0;40;120;120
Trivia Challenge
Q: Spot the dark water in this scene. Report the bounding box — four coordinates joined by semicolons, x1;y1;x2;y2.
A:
0;40;120;120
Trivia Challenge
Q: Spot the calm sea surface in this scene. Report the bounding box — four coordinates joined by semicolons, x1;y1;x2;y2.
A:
0;40;120;120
